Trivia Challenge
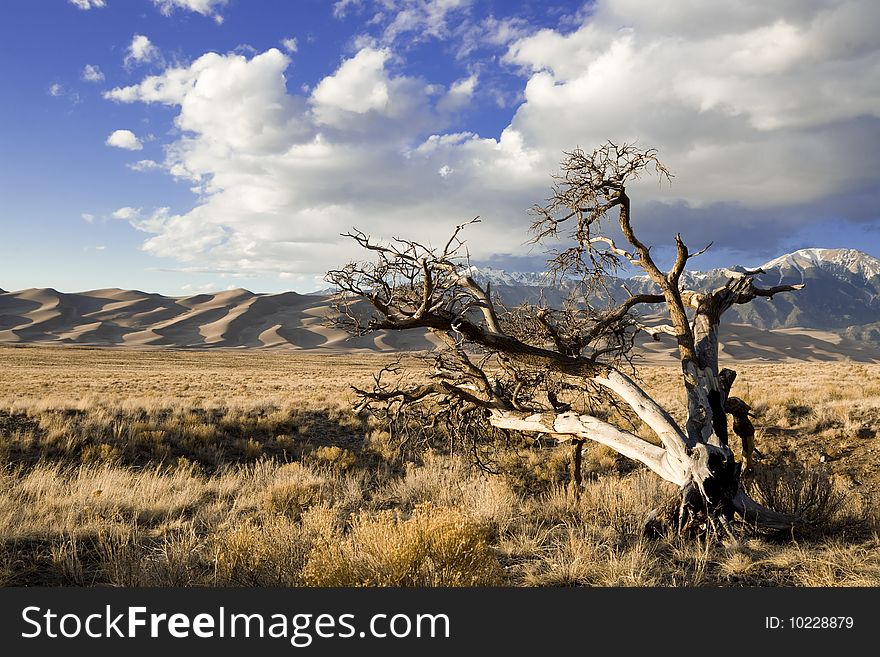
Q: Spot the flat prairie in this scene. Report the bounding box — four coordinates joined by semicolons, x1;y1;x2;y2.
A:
0;344;878;586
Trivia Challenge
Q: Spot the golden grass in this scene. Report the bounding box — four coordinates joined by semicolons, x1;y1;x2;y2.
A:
302;503;503;586
0;345;878;587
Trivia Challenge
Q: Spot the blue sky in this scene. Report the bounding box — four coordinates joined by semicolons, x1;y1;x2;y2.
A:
1;0;879;295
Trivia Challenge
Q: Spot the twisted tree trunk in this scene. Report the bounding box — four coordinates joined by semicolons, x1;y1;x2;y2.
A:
487;276;803;536
332;143;807;538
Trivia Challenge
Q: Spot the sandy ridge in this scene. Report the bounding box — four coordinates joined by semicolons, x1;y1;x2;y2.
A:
0;287;877;361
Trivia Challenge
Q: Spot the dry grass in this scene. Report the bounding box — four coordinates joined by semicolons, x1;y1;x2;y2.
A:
0;345;878;587
302;503;503;586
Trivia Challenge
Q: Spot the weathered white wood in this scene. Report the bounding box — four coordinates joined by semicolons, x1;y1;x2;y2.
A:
592;369;694;457
635;322;678;340
488;408;687;485
683;361;725;445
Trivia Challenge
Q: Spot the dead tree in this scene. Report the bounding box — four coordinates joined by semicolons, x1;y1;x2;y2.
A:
327;141;804;537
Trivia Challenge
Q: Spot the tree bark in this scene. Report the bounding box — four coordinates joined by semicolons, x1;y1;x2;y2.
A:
569;439;585;498
487;408;684;484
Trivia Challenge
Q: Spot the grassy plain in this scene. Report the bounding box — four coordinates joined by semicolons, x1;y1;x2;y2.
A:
0;344;878;586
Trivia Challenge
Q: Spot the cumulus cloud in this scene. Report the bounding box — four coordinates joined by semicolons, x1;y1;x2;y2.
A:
437;74;477;112
311;48;393;116
498;0;880;222
81;213;96;223
310;47;450;137
81;64;105;82
152;0;227;24
104;46;538;276
281;37;298;53
69;0;106;9
106;49;310;157
125;34;161;67
103;1;880;285
105;130;143;150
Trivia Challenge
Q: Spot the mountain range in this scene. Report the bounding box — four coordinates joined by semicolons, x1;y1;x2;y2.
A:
467;248;880;332
2;247;879;362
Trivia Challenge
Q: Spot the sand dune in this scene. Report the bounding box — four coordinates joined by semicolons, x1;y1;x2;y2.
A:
634;323;880;363
0;287;878;361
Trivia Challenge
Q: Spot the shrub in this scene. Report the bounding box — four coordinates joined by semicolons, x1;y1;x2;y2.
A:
311;446;357;472
260;463;328;519
80;443;122;465
302;503;503;586
747;463;867;536
211;507;340;586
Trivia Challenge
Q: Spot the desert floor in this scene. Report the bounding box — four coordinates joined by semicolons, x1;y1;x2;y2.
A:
0;344;878;586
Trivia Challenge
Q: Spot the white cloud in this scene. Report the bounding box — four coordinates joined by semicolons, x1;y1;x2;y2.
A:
104;46;534;276
152;0;227;24
81;213;96;223
112;207;141;220
497;0;880;213
94;245;107;251
437;74;477;112
311;48;391;116
103;1;880;284
358;0;478;47
48;83;81;104
69;0;106;9
180;282;221;292
106;129;144;151
281;37;298;53
125;34;161;67
82;64;105;82
127;159;161;171
309;47;441;133
338;1;528;60
483;16;530;46
366;0;473;45
106;49;309;159
332;0;361;19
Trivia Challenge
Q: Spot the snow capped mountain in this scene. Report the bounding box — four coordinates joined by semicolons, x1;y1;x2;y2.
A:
759;248;880;281
466;266;551;287
472;248;880;291
463;248;880;336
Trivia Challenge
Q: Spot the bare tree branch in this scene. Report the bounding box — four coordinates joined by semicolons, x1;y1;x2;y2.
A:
329;140;808;538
